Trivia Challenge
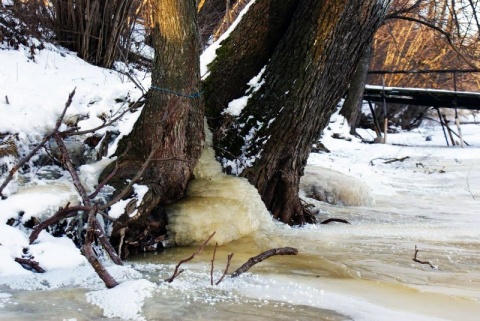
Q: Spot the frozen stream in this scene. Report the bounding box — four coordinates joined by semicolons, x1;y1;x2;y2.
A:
1;125;480;321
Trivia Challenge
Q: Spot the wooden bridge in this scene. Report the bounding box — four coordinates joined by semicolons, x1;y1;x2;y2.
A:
361;69;480;146
363;85;480;110
364;69;480;110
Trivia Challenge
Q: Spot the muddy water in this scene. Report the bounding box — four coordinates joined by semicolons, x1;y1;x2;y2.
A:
1;143;479;320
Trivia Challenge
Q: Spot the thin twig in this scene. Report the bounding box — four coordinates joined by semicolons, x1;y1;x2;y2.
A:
369;156;409;166
466;168;476;200
215;253;234;285
165;232;216;283
100;143;159;210
412;245;436;269
63;93;145;137
89;143;132;200
210;242;218;286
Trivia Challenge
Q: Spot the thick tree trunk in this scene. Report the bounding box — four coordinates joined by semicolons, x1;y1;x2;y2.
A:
203;0;299;127
209;0;390;225
340;41;373;135
102;0;204;257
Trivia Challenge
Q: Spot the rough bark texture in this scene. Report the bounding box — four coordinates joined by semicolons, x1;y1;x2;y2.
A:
203;0;299;127
340;41;373;135
101;0;204;257
209;0;390;224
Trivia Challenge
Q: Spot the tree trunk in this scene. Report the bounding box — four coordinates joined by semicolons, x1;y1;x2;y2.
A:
101;0;204;257
208;0;390;225
203;0;299;127
340;40;373;135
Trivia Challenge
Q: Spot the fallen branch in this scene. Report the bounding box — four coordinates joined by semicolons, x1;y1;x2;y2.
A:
231;247;298;278
29;203;90;244
92;219;123;266
320;218;351;225
54;133;91;205
165;232;216;283
412;245;436;269
81;206;119;288
14;257;45;273
369;156;409;166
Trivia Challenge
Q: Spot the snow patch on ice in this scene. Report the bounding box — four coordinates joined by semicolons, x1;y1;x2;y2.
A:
86;279;156;321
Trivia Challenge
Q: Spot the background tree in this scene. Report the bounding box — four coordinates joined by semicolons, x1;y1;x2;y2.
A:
205;0;391;224
101;0;204;257
342;0;480;131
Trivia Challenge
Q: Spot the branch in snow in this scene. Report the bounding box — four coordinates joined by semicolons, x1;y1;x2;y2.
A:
29;203;90;244
412;245;436;269
14;257;45;273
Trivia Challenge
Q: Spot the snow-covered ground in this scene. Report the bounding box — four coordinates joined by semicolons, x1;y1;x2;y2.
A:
1;23;480;321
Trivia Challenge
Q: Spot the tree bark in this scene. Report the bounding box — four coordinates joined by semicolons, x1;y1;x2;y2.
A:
340;40;373;135
208;0;390;224
203;0;299;127
101;0;204;257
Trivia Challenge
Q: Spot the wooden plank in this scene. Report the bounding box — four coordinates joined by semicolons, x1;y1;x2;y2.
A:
363;85;480;110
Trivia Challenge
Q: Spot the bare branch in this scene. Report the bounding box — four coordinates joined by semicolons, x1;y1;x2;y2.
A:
388;15;479;70
165;232;216;283
100;142;160;210
53;133;90;205
412;245;436;269
215;253;234;285
81;205;119;288
63;94;145;137
210;242;218;286
15;257;45;273
92;218;123;265
386;0;426;19
29;203;90;244
231;247;298;278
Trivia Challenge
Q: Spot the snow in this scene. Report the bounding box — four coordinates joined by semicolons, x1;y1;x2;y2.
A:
109;184;149;219
1;11;480;321
86;279;156;321
225;66;266;116
29;232;87;270
200;0;257;78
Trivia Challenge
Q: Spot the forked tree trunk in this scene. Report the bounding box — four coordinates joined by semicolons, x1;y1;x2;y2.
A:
203;0;299;127
101;0;204;257
207;0;390;224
